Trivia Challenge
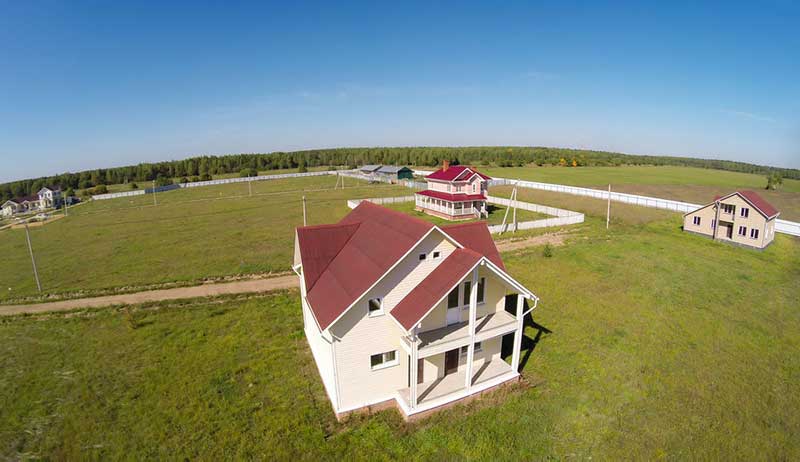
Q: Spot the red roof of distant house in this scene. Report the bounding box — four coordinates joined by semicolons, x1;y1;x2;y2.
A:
296;202;509;332
442;222;505;270
713;190;779;218
416;190;486;202
738;190;779;218
391;248;482;330
425;165;491;182
298;202;434;330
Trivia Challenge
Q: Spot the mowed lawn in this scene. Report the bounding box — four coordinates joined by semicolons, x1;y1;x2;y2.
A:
0;175;409;303
478;165;800;221
2;216;799;459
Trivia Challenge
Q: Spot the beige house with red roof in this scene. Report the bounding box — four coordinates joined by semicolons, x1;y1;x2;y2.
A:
414;161;491;220
683;190;780;249
293;202;538;420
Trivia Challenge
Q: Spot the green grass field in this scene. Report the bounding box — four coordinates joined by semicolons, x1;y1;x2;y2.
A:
0;175;409;303
476;165;800;221
2;214;798;459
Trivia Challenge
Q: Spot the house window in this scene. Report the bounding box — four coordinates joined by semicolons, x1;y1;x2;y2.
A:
750;228;759;239
693;216;701;226
368;298;383;317
741;208;749;218
472;183;477;193
722;204;734;214
477;277;485;304
432;251;441;259
460;342;482;356
738;226;747;236
447;287;459;308
370;350;397;370
419;253;426;261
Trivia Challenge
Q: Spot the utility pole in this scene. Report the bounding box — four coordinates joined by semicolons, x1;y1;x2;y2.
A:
24;223;42;292
606;184;611;229
152;180;157;206
302;196;307;226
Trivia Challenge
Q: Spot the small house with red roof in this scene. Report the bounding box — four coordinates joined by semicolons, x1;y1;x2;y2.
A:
293;201;538;419
414;161;491;220
683;190;780;249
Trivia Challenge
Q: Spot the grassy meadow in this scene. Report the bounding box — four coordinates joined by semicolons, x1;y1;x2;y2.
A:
0;175;409;303
2;213;798;459
477;165;800;221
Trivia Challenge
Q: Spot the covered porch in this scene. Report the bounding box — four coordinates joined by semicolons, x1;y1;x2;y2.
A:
396;358;517;415
414;194;486;219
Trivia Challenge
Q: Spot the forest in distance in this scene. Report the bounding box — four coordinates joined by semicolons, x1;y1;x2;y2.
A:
2;146;798;202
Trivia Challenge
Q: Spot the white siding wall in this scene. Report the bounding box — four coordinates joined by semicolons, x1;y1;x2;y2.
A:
418;266;508;332
329;231;457;411
302;293;338;408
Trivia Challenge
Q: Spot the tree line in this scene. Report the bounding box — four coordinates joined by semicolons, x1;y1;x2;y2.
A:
2;146;797;202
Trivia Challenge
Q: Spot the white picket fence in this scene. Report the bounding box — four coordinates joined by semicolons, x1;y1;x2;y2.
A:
347;195;584;234
338;170;426;189
92;171;335;200
485;195;584;233
91;190;146;200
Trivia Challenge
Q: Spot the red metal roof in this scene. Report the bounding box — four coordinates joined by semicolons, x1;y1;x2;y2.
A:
391;248;482;330
713;191;780;218
739;190;779;218
425;165;491;182
296;223;360;291
299;202;434;330
442;221;505;270
416;189;486;202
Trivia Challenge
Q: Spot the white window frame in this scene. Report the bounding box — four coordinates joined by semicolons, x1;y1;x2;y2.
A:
368;297;384;317
741;207;749;218
750;228;759;239
432;251;441;259
738;226;747;236
693;216;701;226
460;342;482;356
370;350;398;370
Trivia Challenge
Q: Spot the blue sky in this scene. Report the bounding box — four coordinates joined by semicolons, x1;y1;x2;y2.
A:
1;1;798;183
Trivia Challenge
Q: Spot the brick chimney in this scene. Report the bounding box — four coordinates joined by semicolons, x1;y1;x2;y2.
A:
442;160;450;172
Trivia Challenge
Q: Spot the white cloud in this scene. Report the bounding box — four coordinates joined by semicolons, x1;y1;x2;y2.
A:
524;70;559;80
723;109;776;123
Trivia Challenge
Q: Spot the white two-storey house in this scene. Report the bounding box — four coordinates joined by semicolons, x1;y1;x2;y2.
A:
294;202;538;420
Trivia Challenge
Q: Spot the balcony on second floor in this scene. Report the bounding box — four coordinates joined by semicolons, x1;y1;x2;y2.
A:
401;310;517;359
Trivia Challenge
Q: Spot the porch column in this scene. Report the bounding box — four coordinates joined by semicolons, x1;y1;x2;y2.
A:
511;293;525;372
410;328;419;409
712;200;721;240
464;267;479;389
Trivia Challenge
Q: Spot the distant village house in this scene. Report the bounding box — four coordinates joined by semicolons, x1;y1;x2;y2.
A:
415;161;491;220
359;165;414;182
683;190;780;249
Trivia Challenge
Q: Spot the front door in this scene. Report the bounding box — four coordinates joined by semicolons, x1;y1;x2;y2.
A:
446;307;460;325
445;349;459;375
726;225;733;239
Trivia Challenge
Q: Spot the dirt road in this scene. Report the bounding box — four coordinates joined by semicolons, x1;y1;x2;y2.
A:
0;275;299;316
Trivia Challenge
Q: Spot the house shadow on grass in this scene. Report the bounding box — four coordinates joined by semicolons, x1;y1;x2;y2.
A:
502;296;552;373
